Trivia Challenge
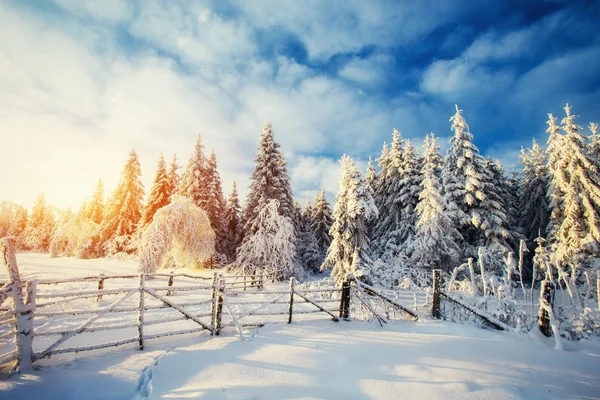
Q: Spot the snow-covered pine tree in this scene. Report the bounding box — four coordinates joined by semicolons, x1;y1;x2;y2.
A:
311;188;333;262
204;149;227;261
178;134;209;210
86;179;105;225
242;122;295;236
21;193;55;252
297;199;320;273
236;200;298;280
588;122;599;161
7;204;27;240
545;113;564;244
223;181;243;262
442;105;487;257
366;157;377;192
49;208;74;257
548;105;600;265
406;134;461;274
372;130;404;257
518;140;551;245
321;155;377;285
140;154;171;229
480;158;513;250
167;154;180;200
98;149;145;255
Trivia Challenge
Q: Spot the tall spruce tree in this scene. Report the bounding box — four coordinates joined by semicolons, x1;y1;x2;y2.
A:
406;134;461;272
242;122;295;236
205;149;227;259
179;134;209;210
140;154;171;229
167;155;180;200
518;140;550;244
547;105;600;265
22;193;55;251
98;149;145;254
297;199;321;273
366;157;377;192
442;105;487;257
480;158;513;250
86;179;105;225
321;155;377;285
311;188;333;262
223;181;242;262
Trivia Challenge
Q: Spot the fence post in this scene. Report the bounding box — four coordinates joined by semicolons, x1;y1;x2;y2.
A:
432;269;442;319
210;272;218;335
137;273;145;350
597;273;599;311
215;276;224;336
339;278;351;320
96;273;105;302
167;271;174;296
243;275;247;292
288;277;295;324
539;280;555;337
259;273;264;290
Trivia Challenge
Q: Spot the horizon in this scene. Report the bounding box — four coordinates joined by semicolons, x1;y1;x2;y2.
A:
1;0;599;210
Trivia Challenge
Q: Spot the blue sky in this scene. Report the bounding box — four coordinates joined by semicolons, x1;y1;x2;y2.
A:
1;0;599;209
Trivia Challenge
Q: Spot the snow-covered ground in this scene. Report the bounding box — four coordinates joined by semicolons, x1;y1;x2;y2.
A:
1;253;600;400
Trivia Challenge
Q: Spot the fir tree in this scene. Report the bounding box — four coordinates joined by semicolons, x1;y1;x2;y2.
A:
322;155;377;285
480;158;513;250
140;154;171;229
223;181;243;262
588;122;600;161
205;149;227;260
406;134;461;272
178;134;209;210
242;122;295;236
366;157;377;192
86;179;105;225
519;140;551;245
7;204;27;239
22;193;55;251
297;199;320;273
167;154;180;200
98;149;145;255
548;105;600;265
442;105;487;257
311;188;333;261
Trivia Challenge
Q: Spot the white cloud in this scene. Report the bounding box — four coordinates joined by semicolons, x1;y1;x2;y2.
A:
51;0;133;22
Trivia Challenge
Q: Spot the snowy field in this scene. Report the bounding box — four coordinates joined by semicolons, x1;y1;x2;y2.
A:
1;253;600;400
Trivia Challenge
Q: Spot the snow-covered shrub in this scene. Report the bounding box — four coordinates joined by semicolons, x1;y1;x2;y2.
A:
138;195;215;273
235;200;299;281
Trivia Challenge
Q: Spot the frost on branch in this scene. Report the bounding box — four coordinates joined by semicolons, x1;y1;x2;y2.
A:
138;195;215;273
235;200;298;281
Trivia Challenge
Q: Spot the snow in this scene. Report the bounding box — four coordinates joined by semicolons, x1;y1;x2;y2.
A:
1;253;600;399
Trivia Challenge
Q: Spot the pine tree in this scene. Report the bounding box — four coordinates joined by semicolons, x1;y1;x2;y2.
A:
223;181;243;262
22;193;55;251
98;149;145;255
179;134;209;210
547;105;600;265
372;130;405;257
406;134;461;273
86;179;105;225
480;158;512;250
442;105;487;256
140;154;171;229
242;122;295;236
311;188;333;261
297;199;320;273
366;157;377;192
588;122;600;161
7;204;27;239
321;155;377;285
205;149;227;260
519;140;551;244
167;155;180;200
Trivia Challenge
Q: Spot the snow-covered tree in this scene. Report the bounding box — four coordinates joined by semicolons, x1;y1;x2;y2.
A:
204;150;227;260
167;154;180;200
236;200;298;280
7;204;27;240
21;193;55;252
366;157;377;192
49;208;74;257
242;122;295;240
139;195;215;273
311;188;333;262
372;130;404;257
86;179;105;225
223;181;243;262
479;158;512;251
140;154;171;229
178;134;209;210
442;105;488;257
98;149;145;255
297;199;321;273
547;105;600;265
519;140;551;244
321;155;377;285
405;134;461;273
588;122;600;162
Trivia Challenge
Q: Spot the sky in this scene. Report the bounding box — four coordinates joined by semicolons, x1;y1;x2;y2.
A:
0;0;599;210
